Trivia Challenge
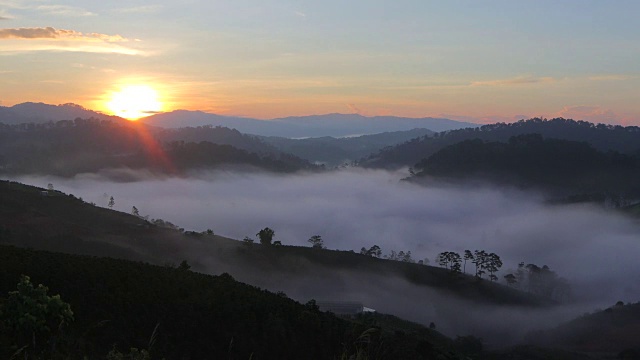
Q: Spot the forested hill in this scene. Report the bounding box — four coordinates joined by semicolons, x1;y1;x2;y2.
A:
410;134;640;198
0;119;317;177
527;301;640;354
360;118;640;169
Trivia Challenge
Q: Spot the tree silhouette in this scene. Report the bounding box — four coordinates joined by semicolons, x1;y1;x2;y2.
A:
307;235;325;249
360;245;382;257
463;250;474;274
131;206;140;216
256;227;275;245
504;273;517;287
108;196;115;208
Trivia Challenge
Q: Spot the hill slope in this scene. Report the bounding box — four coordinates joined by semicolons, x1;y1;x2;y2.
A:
0;180;557;346
410;134;640;198
361;117;640;169
0;119;316;177
0;245;474;359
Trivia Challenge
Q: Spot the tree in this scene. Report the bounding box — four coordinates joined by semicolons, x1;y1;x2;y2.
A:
108;196;115;208
504;273;517;286
178;260;191;271
131;206;140;216
360;245;382;257
437;251;462;273
242;236;254;246
486;253;503;281
256;227;275;245
0;275;74;358
47;183;54;192
463;250;474;274
472;250;488;278
307;235;325;249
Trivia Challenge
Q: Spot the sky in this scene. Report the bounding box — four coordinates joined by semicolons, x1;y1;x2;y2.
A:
1;0;640;124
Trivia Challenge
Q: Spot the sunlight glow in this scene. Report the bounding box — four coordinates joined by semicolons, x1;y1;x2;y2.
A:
106;85;163;120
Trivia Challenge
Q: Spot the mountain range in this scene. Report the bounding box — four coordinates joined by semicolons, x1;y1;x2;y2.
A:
0;102;476;138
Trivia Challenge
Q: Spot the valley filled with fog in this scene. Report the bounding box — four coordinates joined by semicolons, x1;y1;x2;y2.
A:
12;169;639;318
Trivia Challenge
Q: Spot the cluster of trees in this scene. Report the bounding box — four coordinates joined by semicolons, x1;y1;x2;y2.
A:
437;250;503;281
359;245;418;263
503;262;571;302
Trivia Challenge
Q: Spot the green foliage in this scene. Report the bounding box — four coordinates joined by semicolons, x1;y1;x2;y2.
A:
0;245;355;359
0;275;74;359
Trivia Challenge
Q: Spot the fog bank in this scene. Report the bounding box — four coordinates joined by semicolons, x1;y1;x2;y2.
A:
10;168;640;308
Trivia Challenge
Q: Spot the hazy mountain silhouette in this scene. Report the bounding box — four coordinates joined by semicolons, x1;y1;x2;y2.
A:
142;110;476;137
260;128;434;166
0;102;125;124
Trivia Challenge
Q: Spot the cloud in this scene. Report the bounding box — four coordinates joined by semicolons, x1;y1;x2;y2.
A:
13;169;640;305
113;5;164;14
439;113;529;124
0;27;127;42
470;76;557;87
35;4;95;16
347;103;362;114
0;27;144;55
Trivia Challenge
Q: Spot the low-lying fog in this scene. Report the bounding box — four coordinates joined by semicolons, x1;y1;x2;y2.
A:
9;168;640;342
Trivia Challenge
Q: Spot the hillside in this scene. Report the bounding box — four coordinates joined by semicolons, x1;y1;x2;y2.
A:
259;128;434;166
0;180;563;346
526;301;640;354
0;180;609;359
0;119;316;177
0;245;471;359
409;134;640;198
361;117;640;169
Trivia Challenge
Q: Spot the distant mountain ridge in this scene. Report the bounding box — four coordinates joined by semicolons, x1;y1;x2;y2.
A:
1;102;476;138
0;102;125;124
142;110;477;137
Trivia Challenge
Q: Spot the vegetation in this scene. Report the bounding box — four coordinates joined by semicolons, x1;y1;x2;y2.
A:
0;118;317;176
0;245;488;359
410;134;640;199
361;117;640;169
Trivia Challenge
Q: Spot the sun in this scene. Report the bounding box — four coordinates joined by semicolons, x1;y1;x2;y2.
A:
106;85;163;120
